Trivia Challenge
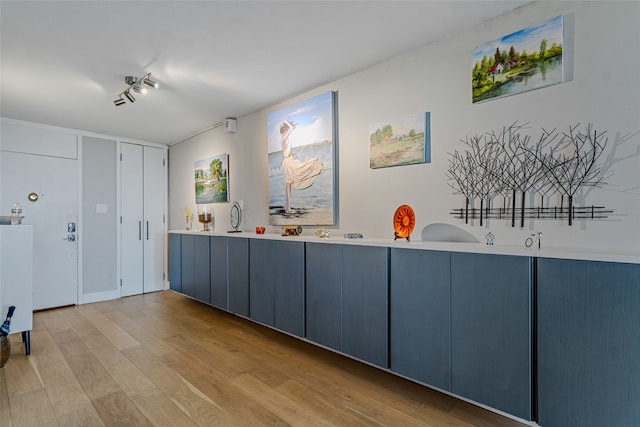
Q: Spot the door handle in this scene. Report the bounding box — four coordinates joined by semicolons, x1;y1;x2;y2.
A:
146;221;149;240
62;234;76;242
138;221;142;241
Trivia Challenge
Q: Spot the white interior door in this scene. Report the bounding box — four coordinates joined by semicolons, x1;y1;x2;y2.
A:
143;146;165;293
120;143;144;297
1;152;78;309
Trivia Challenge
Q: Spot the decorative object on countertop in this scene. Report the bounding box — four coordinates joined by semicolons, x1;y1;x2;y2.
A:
485;232;495;246
228;201;242;233
315;228;330;238
393;204;415;242
185;208;193;230
11;202;22;225
197;204;213;232
447;122;613;227
282;225;302;236
343;233;363;239
255;227;265;234
525;231;542;249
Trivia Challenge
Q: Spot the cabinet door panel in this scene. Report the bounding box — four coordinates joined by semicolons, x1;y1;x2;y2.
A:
390;248;450;390
342;245;389;368
210;236;228;310
180;235;195;298
451;253;531;420
193;236;210;303
274;241;305;337
228;238;249;316
169;234;181;292
538;259;640;427
249;239;275;326
305;242;342;351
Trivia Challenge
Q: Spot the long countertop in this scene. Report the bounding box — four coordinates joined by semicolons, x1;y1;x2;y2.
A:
169;229;640;265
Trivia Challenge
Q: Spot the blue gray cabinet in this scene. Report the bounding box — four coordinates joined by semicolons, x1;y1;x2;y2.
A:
210;236;228;310
228;237;249;316
537;258;640;427
306;242;388;367
169;233;181;292
274;241;305;337
450;253;532;420
390;248;450;390
305;242;342;351
193;235;211;303
342;245;389;368
249;239;305;336
180;234;196;298
249;239;275;326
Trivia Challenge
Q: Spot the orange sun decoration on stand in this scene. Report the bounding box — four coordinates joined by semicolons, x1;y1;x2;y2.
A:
393;204;415;242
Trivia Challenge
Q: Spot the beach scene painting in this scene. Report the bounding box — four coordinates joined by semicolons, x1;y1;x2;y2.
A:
472;15;564;103
369;112;430;169
267;91;337;226
195;153;228;203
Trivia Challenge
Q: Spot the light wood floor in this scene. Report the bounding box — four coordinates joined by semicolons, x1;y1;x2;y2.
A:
0;290;529;426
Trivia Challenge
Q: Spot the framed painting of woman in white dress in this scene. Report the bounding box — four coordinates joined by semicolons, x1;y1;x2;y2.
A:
267;91;337;226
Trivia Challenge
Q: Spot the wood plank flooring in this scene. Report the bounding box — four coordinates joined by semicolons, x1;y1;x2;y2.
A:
0;291;529;426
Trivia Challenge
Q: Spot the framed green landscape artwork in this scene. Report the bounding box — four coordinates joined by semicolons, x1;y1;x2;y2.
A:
472;15;564;103
369;112;430;169
195;153;228;203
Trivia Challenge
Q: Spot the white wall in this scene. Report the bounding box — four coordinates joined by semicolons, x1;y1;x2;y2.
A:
169;1;640;253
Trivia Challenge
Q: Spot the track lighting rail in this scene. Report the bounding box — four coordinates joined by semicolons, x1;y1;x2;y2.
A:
113;72;158;106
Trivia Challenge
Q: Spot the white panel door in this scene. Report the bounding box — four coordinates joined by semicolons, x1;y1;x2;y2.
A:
143;146;165;293
120;143;144;297
0;152;78;309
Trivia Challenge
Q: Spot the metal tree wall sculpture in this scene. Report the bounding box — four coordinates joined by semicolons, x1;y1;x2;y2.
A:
447;122;611;226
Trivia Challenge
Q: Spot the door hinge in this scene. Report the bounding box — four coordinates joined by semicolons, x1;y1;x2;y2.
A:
163;273;166;280
163;158;166;166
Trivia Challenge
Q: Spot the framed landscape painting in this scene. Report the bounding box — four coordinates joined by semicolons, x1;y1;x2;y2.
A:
267;91;337;226
369;112;430;169
194;153;228;203
472;15;564;103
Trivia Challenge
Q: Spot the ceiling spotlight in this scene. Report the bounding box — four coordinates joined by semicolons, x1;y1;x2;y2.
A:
124;90;135;103
113;72;158;106
143;77;158;89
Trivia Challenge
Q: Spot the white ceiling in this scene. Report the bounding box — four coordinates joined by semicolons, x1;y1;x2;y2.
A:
0;1;529;145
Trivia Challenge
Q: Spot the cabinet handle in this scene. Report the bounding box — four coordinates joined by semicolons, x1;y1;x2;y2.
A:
138;221;142;241
146;221;149;240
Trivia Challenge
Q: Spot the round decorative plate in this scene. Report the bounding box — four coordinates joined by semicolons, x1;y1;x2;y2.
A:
393;204;415;241
229;201;242;232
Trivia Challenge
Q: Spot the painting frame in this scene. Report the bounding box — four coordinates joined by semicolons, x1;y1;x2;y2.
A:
267;90;337;226
472;15;564;104
369;112;431;169
194;153;229;204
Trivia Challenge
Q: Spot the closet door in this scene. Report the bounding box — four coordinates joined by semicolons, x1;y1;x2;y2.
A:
120;143;144;296
143;146;165;293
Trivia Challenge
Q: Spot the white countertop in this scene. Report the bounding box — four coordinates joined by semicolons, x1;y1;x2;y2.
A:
169;229;640;265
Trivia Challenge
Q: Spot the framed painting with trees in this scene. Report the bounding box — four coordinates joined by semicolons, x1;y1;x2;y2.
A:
369;112;431;169
195;153;228;203
472;15;564;103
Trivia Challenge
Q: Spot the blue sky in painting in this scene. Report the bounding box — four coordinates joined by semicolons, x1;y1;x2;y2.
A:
267;91;334;153
472;15;563;65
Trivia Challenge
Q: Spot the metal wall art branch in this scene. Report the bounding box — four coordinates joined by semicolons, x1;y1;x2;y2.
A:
446;122;610;226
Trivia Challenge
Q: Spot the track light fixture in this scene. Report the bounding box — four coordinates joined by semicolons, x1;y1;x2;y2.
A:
113;72;158;107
